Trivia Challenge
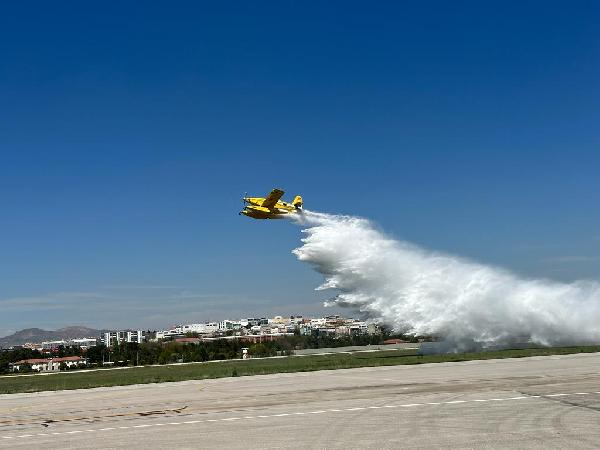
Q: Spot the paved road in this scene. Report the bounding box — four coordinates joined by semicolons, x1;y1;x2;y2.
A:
2;353;600;449
293;342;420;355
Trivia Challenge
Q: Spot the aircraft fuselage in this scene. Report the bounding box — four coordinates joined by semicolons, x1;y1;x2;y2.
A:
239;189;303;220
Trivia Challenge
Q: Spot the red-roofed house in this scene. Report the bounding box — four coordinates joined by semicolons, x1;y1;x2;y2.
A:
10;356;88;372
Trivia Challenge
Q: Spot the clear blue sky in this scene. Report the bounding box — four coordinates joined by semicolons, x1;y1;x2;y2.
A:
1;1;599;336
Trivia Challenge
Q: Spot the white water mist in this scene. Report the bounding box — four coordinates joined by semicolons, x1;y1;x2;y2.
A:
292;211;600;352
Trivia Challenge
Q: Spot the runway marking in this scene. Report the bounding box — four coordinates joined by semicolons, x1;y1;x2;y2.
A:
2;391;597;440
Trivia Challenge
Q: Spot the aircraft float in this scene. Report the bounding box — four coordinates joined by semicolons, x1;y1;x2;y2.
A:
239;188;303;219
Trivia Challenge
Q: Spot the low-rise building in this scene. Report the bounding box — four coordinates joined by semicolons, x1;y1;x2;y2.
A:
69;338;98;348
180;323;219;334
41;340;68;350
10;356;88;372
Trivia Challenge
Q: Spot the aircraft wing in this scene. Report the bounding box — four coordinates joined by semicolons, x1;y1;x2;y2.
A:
261;188;285;208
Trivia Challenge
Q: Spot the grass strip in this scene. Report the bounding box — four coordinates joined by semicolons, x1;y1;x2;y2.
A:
1;345;600;395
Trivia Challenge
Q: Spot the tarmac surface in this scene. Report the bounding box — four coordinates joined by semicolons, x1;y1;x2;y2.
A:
2;352;600;449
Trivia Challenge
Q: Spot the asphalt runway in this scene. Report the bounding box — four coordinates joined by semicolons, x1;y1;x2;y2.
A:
2;353;600;449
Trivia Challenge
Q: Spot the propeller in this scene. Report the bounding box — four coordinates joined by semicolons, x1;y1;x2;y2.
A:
239;192;248;215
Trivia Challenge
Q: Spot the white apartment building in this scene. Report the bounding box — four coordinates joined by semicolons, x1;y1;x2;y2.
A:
310;318;327;327
218;320;242;331
103;330;146;346
69;338;98;348
180;323;219;334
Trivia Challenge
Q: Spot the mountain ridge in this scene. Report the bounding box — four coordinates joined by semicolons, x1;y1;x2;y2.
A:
0;326;110;348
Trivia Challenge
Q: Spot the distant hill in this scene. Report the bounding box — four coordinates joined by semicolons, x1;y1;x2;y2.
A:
0;326;109;348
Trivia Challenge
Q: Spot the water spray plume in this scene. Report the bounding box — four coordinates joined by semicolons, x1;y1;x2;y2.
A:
291;211;600;352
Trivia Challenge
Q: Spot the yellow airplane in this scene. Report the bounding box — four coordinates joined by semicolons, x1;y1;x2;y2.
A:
239;188;303;219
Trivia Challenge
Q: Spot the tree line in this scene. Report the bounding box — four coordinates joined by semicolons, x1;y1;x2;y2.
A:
0;330;420;373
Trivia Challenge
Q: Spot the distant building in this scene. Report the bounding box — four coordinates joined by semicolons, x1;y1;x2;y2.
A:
69;338;98;348
218;320;242;331
127;330;145;343
42;340;68;350
10;356;88;372
155;329;183;340
22;342;43;351
180;323;218;334
103;331;146;347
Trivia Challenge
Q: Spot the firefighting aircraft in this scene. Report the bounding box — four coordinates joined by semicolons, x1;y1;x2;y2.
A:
239;188;303;219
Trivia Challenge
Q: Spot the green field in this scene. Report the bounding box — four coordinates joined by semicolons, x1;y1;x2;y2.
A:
2;345;600;395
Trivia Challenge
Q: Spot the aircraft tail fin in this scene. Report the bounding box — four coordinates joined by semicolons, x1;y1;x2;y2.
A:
293;195;303;209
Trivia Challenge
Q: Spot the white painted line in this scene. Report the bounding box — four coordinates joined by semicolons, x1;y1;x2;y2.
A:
1;391;597;441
